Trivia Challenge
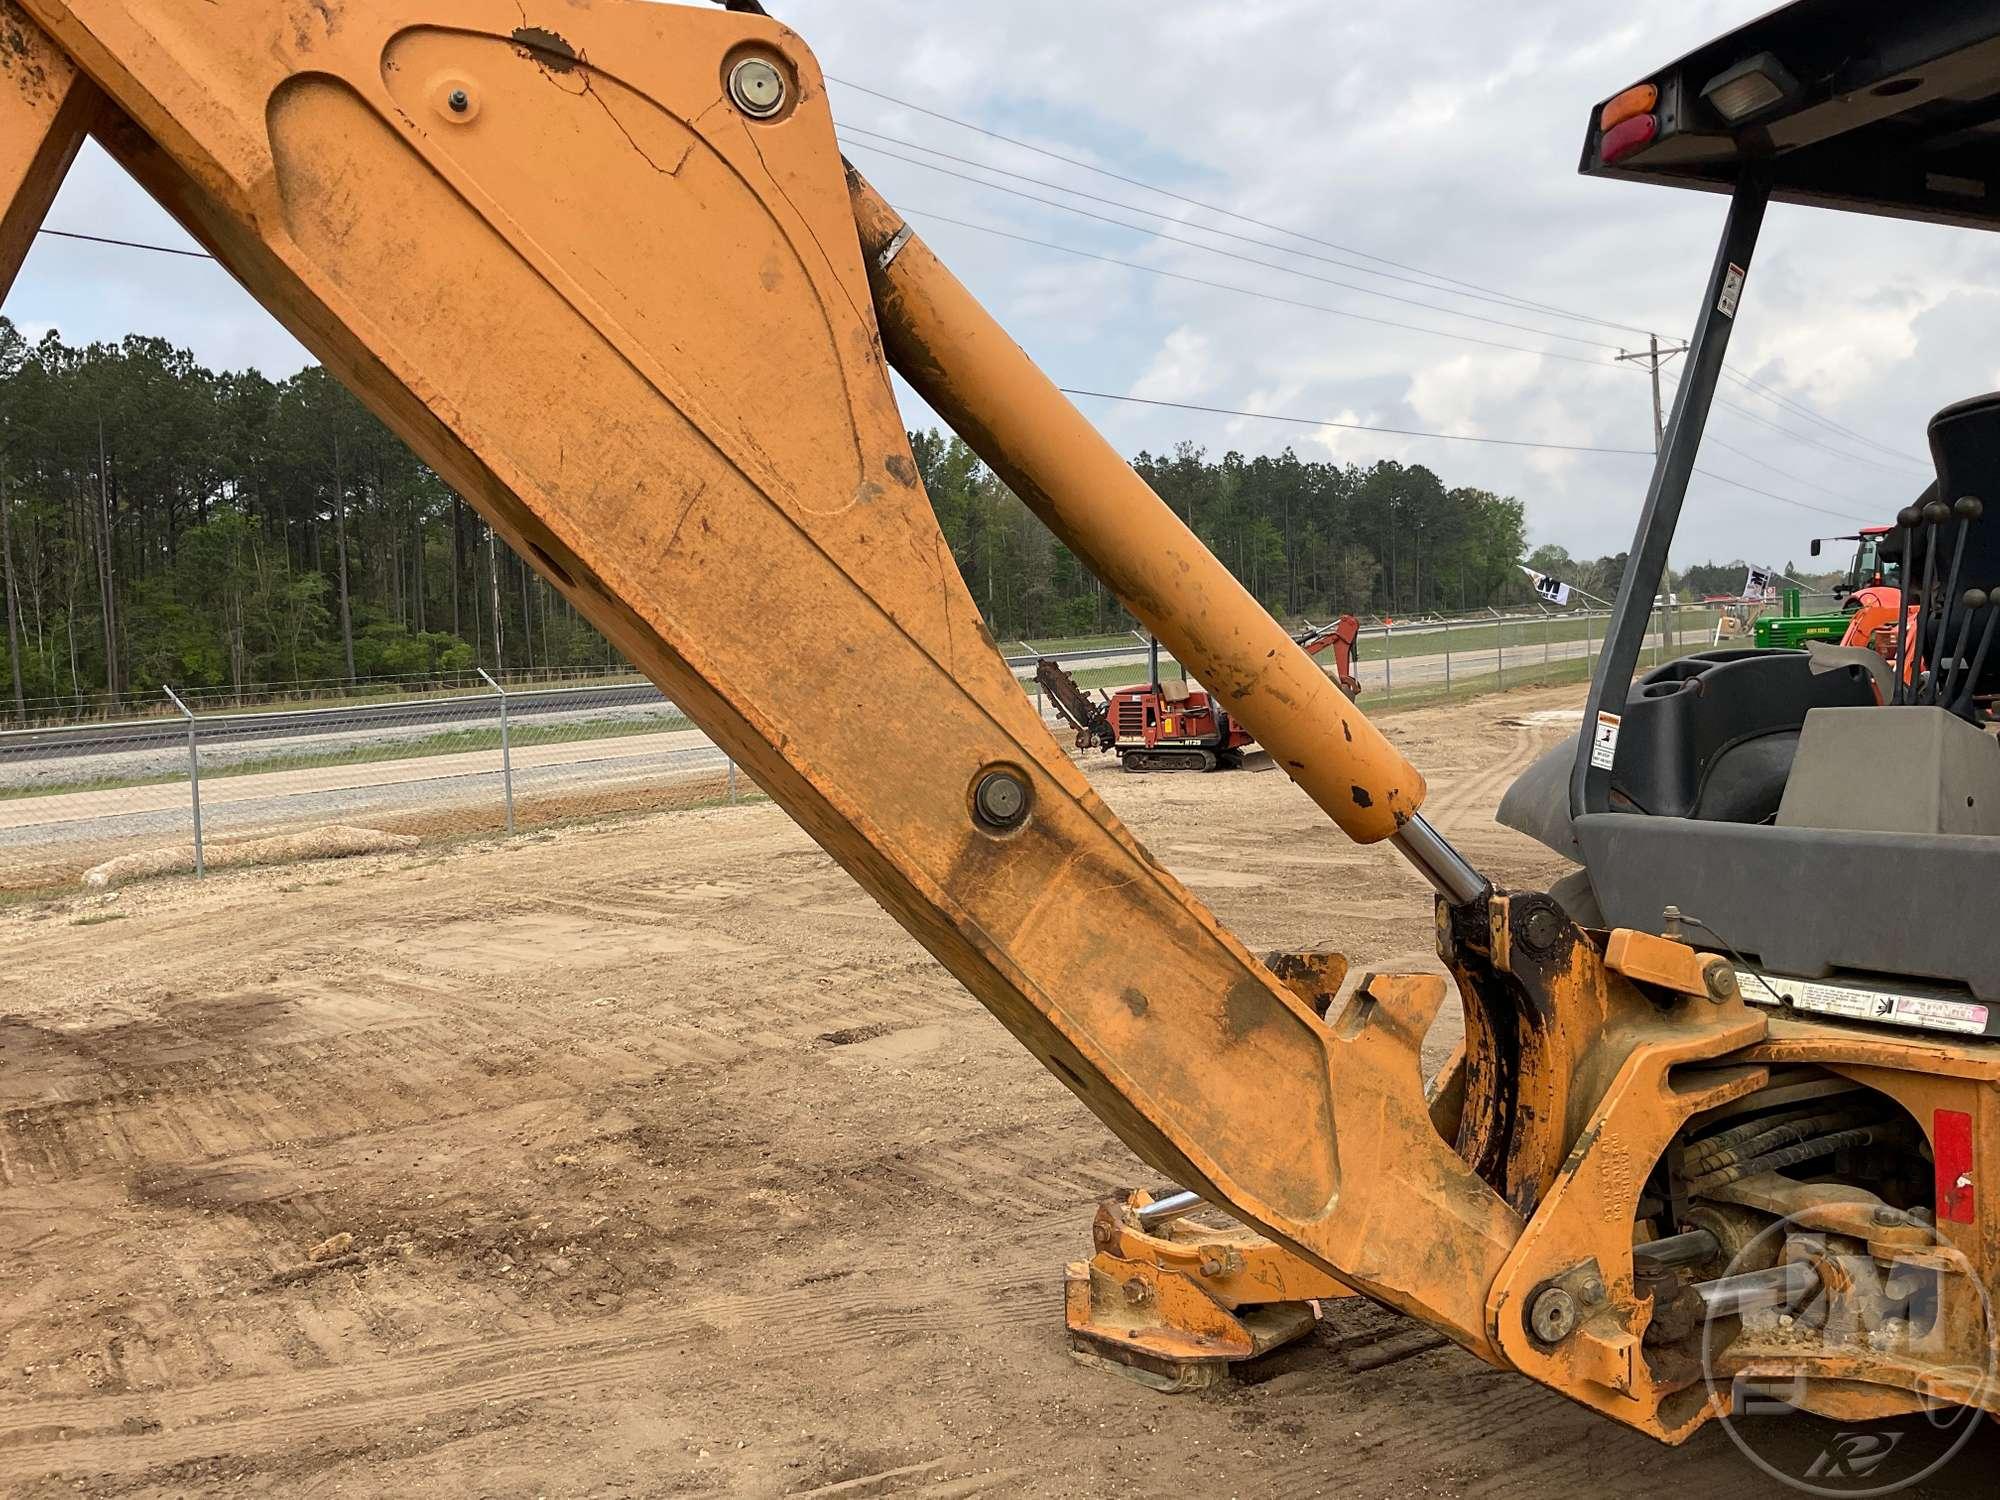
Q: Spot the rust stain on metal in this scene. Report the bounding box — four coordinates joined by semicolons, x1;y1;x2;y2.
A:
1222;977;1272;1043
512;24;578;73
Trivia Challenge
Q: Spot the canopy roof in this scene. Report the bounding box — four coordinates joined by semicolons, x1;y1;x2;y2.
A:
1582;0;2000;231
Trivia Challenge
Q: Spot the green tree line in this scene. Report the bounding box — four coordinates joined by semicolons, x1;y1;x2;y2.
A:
0;319;608;720
912;430;1538;638
3;318;1637;724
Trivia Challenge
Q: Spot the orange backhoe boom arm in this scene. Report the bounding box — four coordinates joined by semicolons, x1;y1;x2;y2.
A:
2;0;1795;1438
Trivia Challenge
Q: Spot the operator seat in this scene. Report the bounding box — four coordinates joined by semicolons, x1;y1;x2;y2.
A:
1498;647;1880;862
1496;393;2000;1003
1920;393;2000;702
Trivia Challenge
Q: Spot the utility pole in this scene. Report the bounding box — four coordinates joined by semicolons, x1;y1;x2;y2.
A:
1616;335;1691;662
95;416;121;707
488;523;505;671
0;430;21;721
1616;335;1690;454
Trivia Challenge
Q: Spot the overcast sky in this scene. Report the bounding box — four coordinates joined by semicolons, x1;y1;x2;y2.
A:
10;0;1993;571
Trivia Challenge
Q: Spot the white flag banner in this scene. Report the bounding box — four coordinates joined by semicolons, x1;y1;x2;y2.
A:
1521;566;1572;607
1744;565;1775;599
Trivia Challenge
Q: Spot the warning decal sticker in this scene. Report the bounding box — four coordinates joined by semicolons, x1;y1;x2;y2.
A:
1589;712;1621;771
1718;263;1746;318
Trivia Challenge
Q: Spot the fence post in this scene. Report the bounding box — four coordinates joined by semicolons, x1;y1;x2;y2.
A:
478;668;515;834
1585;611;1595;672
163;685;204;877
728;755;739;804
1443;618;1452;699
1384;623;1393;703
1543;613;1552;670
1497;620;1506;692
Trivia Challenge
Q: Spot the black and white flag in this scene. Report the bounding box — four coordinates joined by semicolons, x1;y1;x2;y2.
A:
1521;566;1572;607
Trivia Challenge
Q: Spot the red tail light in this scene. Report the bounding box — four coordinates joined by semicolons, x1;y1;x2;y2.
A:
1601;113;1659;164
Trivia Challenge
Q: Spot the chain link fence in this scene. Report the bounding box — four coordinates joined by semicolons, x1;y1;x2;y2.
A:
1354;601;1725;712
2;603;1726;898
0;679;754;896
1048;604;1725;716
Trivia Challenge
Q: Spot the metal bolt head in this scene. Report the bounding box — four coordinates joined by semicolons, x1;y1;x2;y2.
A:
973;769;1031;830
1703;960;1739;1003
1522;905;1562;951
447;88;470;113
729;56;787;118
1873;1206;1903;1227
1528;1286;1579;1343
1578;1276;1606;1306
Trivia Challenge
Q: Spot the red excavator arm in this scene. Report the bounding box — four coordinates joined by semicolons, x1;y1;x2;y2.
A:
1298;615;1363;699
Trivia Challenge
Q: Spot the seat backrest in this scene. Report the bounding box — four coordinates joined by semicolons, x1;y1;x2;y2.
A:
1925;395;2000;698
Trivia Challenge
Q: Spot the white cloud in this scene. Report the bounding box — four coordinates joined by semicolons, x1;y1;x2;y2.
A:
1130;327;1219;403
8;0;1983;569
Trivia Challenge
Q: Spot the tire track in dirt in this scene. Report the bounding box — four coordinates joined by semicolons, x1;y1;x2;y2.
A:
1417;722;1548;838
10;682;1744;1498
0;1026;539;1188
0;1256;1057;1482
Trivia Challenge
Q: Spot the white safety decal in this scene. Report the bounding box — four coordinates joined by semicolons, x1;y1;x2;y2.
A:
1718;262;1746;318
1743;969;1991;1037
1589;711;1621;771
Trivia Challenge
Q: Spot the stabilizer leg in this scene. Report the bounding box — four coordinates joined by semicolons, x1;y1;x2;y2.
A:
1064;1188;1352;1392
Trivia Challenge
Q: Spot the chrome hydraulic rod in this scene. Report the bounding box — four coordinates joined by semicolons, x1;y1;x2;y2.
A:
1633;1229;1720;1269
1136;1190;1205;1229
850;175;1459;867
1690;1261;1819;1319
1392;814;1490;905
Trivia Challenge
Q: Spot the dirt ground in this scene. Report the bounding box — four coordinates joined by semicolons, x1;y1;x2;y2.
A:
0;682;1991;1498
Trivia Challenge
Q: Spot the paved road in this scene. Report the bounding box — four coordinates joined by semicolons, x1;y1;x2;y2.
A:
0;644;1160;762
4;616;1713;761
0;683;677;762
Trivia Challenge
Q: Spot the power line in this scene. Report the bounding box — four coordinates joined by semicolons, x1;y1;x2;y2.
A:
1662;368;1932;479
36;227;212;260
842;123;1634;335
902;208;1619;366
843;137;1625;352
1699;433;1879;511
910;204;1900;508
52;218;1879;516
1690;466;1877;524
832;74;1922;462
1061;389;1653;455
1719;365;1925;463
1060;389;1876;522
827;73;1655;339
874;143;1927;480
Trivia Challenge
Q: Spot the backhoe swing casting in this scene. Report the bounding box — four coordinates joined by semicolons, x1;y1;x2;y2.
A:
5;0;1991;1447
